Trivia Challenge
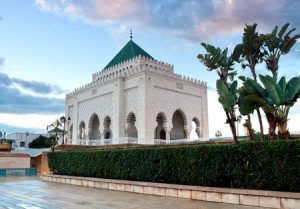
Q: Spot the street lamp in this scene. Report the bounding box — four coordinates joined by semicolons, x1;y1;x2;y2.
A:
60;116;66;145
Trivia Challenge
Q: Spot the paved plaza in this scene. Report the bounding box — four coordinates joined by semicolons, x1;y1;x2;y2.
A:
0;177;269;209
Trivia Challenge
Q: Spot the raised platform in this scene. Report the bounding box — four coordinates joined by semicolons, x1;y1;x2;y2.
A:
0;153;30;169
41;174;300;209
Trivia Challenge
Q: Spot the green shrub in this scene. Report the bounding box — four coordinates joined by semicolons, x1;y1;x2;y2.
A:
48;140;300;192
29;135;53;148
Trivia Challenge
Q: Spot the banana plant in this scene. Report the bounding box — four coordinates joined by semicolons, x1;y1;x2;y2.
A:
198;43;240;143
262;23;300;77
233;24;268;138
238;76;277;139
238;75;300;139
198;43;237;83
260;75;300;138
216;79;239;143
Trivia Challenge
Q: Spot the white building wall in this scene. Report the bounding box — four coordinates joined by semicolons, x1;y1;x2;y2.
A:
65;56;209;144
142;68;208;141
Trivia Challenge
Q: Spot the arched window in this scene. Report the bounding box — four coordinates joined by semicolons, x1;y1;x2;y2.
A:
69;124;73;140
190;117;201;140
170;109;187;140
190;117;201;139
79;121;86;139
103;116;112;139
88;113;100;140
154;112;167;139
126;112;138;138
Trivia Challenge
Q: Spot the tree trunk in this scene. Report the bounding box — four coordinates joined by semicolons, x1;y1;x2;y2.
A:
278;120;290;139
247;115;254;141
278;130;290;139
250;66;264;139
256;108;264;139
226;111;238;144
266;112;277;140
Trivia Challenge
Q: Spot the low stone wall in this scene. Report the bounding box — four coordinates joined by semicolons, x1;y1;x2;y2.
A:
42;174;300;209
31;152;49;175
0;154;30;169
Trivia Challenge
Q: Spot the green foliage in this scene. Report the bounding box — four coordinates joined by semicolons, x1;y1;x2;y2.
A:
259;75;300;107
29;135;53;148
239;75;300;112
216;79;237;110
263;23;300;76
48;140;300;192
233;23;267;70
198;43;237;82
198;22;300;139
198;43;239;142
238;75;300;138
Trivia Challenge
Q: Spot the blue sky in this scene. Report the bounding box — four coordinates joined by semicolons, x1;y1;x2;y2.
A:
0;0;300;136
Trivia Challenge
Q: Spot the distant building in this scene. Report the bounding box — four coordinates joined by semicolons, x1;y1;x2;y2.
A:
6;133;43;148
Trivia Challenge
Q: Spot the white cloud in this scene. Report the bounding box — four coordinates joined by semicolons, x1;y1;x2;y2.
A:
12;82;65;99
0;113;62;130
34;0;300;42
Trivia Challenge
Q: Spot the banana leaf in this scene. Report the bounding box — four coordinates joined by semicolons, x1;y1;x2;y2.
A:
259;75;282;105
216;80;236;109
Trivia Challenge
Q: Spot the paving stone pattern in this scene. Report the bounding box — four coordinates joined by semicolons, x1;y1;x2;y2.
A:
0;178;268;209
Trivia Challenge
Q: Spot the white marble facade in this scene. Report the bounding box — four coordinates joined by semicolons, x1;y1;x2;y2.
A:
66;44;208;145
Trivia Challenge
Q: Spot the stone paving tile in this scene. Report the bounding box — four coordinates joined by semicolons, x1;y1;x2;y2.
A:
0;177;269;209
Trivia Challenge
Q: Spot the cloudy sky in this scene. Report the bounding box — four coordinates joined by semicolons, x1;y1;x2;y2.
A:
0;0;300;136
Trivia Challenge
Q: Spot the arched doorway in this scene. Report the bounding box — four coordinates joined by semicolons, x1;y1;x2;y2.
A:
103;116;112;139
190;117;201;140
154;112;167;139
79;121;86;139
104;132;111;139
160;130;166;139
88;113;100;140
170;109;187;140
126;112;138;138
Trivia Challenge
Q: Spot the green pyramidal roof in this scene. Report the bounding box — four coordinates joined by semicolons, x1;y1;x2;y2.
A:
103;40;154;71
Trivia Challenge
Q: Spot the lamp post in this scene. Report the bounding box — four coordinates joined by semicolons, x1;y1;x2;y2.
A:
60;116;66;145
67;117;71;143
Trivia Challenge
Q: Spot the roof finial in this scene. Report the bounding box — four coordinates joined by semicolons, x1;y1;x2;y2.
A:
130;30;133;40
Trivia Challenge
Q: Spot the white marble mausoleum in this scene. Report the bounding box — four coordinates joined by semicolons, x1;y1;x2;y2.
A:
66;36;208;145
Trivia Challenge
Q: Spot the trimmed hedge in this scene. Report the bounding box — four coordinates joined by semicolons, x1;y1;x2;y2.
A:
48;140;300;192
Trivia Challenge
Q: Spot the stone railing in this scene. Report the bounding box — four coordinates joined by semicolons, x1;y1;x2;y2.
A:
76;138;208;146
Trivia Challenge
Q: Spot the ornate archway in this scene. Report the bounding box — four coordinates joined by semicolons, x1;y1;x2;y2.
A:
126;112;138;138
170;109;187;140
88;113;100;140
79;121;86;139
103;116;112;139
190;117;201;139
154;112;167;139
